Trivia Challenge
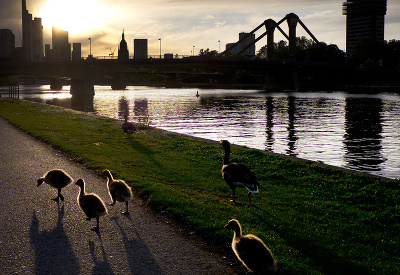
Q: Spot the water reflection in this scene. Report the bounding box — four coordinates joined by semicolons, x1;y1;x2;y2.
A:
344;97;384;172
17;86;400;179
287;96;298;157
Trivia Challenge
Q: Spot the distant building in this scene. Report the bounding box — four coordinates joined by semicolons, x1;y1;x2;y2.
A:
226;32;256;56
72;43;82;60
22;0;43;61
343;0;387;56
0;29;15;59
118;31;129;60
52;26;70;60
134;39;148;59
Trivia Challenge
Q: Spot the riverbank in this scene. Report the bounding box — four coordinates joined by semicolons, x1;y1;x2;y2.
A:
0;99;399;274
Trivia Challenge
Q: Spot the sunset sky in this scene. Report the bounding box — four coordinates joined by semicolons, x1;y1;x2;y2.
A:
2;0;400;57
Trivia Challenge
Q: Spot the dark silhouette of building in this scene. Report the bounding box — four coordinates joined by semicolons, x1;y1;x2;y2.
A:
226;32;256;56
118;31;129;60
343;0;387;56
0;29;15;59
52;26;70;60
134;39;148;59
22;0;43;61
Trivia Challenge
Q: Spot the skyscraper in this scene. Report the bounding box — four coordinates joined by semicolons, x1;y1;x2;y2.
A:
22;0;43;61
0;29;15;58
343;0;387;56
118;31;129;60
52;26;70;60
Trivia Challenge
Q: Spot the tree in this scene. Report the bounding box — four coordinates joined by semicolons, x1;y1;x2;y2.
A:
198;48;219;58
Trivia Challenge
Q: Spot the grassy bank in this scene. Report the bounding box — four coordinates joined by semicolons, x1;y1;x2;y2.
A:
1;99;399;274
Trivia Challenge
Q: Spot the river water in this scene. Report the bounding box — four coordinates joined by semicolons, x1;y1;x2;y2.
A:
4;85;400;179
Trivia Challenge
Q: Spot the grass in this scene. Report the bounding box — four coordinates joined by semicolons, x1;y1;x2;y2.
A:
1;98;399;274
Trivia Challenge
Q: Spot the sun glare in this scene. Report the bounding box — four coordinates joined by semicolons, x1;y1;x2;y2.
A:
41;0;109;34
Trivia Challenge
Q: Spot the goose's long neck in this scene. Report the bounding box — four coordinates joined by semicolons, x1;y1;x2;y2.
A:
223;145;230;165
79;184;86;197
106;173;114;187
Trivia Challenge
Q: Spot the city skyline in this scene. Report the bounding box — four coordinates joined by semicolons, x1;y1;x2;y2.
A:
2;0;400;57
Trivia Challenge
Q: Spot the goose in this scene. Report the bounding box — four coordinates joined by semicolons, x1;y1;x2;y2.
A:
225;219;277;273
121;118;137;139
219;140;260;203
102;169;133;214
75;179;108;231
37;169;73;201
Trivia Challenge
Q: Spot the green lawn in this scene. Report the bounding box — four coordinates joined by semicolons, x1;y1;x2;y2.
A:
1;99;399;274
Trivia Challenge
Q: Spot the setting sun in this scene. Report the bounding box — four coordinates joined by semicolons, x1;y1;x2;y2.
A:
40;0;110;34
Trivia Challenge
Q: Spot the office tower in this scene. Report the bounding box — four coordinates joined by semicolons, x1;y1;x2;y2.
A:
52;26;70;60
239;32;256;56
72;43;82;60
343;0;387;55
22;0;43;60
226;33;256;56
134;39;148;59
32;17;43;59
0;29;15;58
118;31;129;60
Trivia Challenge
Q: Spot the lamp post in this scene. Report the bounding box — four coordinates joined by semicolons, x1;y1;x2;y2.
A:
218;40;220;53
192;45;195;56
88;37;92;57
158;38;161;58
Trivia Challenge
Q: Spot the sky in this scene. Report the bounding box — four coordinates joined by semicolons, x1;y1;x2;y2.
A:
1;0;400;57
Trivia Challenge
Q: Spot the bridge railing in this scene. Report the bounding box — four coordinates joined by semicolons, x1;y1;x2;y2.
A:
83;55;190;60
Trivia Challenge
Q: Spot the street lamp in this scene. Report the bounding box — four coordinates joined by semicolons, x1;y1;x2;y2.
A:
158;38;161;58
88;37;92;57
192;45;195;56
218;40;220;53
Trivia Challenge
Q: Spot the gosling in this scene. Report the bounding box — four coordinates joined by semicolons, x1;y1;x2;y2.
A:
103;169;133;214
225;219;276;273
75;179;108;231
37;169;73;201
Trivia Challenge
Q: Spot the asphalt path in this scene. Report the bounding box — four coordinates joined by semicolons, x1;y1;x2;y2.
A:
0;117;241;275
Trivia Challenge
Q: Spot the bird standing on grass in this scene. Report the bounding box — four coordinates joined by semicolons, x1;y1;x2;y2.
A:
219;140;260;203
225;219;277;273
75;179;108;231
37;169;73;201
103;169;133;214
121;118;137;139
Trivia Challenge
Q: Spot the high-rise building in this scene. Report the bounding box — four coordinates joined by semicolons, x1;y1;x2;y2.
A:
22;0;43;60
134;39;148;59
226;33;256;56
343;0;387;56
118;31;129;60
52;26;70;60
0;29;15;58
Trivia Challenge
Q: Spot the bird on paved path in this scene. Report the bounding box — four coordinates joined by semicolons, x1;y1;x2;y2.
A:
75;178;108;231
37;169;73;201
102;169;133;214
225;219;277;273
219;140;260;203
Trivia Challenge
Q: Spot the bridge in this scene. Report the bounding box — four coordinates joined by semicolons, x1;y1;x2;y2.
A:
0;13;348;107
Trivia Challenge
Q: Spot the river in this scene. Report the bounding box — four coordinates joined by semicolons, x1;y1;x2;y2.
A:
4;85;400;179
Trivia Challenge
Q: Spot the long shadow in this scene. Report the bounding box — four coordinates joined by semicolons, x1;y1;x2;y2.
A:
110;214;164;275
259;212;373;274
30;205;79;275
89;231;113;275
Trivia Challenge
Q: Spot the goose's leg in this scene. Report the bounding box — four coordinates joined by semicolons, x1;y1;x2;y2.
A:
122;201;129;215
230;189;236;203
59;190;64;201
248;192;252;203
109;193;116;206
51;190;61;202
91;217;100;231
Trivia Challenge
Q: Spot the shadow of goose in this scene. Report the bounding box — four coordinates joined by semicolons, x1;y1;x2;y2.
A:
89;231;113;275
29;205;79;275
110;215;164;274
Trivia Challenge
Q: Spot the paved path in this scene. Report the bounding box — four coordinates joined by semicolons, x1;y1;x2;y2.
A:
0;117;240;275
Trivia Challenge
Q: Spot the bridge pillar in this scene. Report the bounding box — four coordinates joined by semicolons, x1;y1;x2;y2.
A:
165;73;182;88
70;78;95;111
265;19;276;60
263;65;299;91
111;72;126;90
50;79;63;90
286;13;299;59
